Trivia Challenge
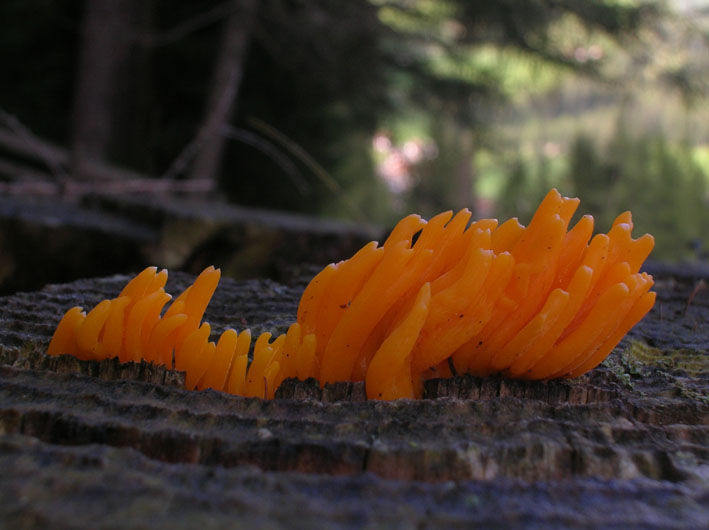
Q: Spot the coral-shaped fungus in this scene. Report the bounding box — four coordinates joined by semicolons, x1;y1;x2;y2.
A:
48;189;656;400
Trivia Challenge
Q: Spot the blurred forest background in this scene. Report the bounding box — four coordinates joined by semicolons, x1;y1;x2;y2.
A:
0;0;707;262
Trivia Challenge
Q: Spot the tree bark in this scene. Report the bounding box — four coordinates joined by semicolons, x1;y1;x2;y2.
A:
187;0;260;183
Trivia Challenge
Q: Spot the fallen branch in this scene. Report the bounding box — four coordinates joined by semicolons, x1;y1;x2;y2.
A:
247;116;367;222
0;177;214;196
223;126;310;195
0;119;68;181
0;117;214;192
130;1;236;47
0;158;51;182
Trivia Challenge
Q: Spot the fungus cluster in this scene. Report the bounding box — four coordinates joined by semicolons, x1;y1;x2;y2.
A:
48;189;655;400
47;266;312;398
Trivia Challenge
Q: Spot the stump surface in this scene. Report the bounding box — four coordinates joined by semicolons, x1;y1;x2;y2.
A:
0;263;707;529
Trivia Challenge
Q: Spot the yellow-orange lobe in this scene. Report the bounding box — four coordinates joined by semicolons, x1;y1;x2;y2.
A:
47;189;655;401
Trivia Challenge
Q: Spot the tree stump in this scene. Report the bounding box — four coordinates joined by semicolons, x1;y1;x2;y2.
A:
0;263;706;528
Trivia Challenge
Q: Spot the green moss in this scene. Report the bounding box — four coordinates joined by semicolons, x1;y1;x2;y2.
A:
674;381;708;404
601;345;645;390
623;340;708;377
601;358;635;390
604;340;708;403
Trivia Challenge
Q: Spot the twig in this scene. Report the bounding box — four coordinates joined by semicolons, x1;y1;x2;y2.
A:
0;108;68;182
685;279;707;315
131;2;236;47
222;126;310;195
0;158;53;182
247;117;368;222
0;177;214;196
0;124;213;195
0;180;58;195
162;68;239;181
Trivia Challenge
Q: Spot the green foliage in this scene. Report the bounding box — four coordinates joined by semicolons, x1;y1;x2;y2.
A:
374;0;666;224
573;127;709;261
223;0;657;222
408;118;471;217
496;123;709;262
4;0;705;244
567;133;617;222
494;155;556;225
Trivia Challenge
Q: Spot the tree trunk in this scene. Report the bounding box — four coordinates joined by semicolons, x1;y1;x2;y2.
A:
71;0;135;180
111;0;156;174
188;0;260;183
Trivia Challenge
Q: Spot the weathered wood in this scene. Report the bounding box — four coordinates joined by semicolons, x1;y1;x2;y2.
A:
0;263;706;528
1;433;705;530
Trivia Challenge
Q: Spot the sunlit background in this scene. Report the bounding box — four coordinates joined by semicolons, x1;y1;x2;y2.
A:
1;0;707;261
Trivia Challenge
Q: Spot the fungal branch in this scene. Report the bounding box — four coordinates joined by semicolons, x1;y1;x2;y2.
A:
48;189;656;400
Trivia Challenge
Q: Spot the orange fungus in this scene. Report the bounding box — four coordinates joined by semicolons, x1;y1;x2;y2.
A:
47;189;655;400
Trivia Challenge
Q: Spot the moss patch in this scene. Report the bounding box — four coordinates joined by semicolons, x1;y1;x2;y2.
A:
623;339;708;376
